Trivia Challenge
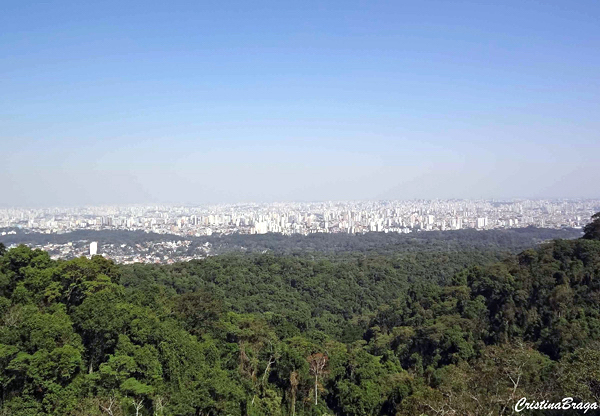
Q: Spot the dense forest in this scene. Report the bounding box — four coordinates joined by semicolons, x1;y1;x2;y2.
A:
0;217;599;415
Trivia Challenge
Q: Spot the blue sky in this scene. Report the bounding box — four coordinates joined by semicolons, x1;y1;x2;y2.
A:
1;0;599;205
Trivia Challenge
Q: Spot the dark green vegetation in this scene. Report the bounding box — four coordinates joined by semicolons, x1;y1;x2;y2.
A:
0;226;582;256
584;212;600;240
1;220;599;415
193;226;582;256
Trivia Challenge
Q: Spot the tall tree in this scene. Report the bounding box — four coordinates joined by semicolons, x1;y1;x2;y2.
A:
307;353;328;406
583;212;600;240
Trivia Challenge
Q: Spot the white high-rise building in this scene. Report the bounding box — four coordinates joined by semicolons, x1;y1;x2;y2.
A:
476;217;488;229
252;221;268;234
451;218;463;230
89;241;98;256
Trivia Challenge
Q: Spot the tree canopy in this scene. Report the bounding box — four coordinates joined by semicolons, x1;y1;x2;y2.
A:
0;214;599;415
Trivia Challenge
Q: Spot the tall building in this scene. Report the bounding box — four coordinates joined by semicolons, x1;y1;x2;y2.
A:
252;221;268;234
90;241;98;256
476;217;488;229
451;218;463;230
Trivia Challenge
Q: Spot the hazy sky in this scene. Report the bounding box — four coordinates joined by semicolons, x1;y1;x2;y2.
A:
2;0;599;206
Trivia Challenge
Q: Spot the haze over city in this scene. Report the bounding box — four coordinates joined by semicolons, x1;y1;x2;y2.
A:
2;0;600;206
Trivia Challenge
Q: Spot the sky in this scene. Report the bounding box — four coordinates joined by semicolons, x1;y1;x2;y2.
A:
1;0;599;206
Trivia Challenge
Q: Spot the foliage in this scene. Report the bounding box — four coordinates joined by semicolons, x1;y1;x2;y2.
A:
583;212;600;240
0;214;599;415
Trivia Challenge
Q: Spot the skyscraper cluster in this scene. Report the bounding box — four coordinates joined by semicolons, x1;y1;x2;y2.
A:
1;199;596;237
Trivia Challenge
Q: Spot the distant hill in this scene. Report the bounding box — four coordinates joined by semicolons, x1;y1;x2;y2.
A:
0;226;582;256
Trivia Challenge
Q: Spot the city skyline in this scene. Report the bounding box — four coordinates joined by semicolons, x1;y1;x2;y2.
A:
3;198;597;234
2;198;595;263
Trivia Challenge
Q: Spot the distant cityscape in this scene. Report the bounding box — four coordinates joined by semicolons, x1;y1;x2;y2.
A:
1;199;596;264
2;199;598;235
